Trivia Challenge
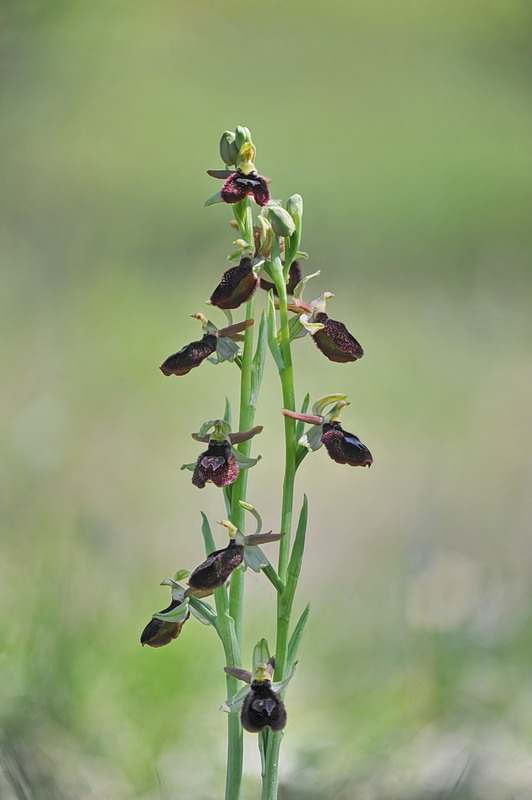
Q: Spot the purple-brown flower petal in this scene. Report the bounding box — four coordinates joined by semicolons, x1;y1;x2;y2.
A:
241;680;287;732
186;540;245;597
320;422;373;467
160;333;217;376
313;313;364;363
192;440;240;488
221;172;271;207
210;257;259;310
140;599;189;647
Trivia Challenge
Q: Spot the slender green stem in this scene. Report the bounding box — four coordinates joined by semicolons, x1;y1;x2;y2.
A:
223;197;262;800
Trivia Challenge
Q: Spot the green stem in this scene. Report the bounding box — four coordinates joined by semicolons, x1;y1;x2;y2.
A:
223;197;261;800
262;237;299;800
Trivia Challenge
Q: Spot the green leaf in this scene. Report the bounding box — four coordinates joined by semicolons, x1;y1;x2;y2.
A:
281;495;308;615
250;312;267;408
295;445;309;471
296;394;311;441
200;512;217;555
287;604;310;672
253;638;271;672
266;291;283;370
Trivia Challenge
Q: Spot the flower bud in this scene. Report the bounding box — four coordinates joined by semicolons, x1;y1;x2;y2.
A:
209;257;259;310
186;539;245;598
241;678;287;733
234;125;252;150
313;313;364;363
160;333;217;376
268;206;296;237
140;598;189;648
219;131;239;166
321;421;373;467
192;439;239;488
286;193;303;221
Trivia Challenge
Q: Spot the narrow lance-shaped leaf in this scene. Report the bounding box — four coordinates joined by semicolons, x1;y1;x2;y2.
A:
287;603;310;673
267;290;283;370
295;393;311;442
281;495;308;615
250;311;267;408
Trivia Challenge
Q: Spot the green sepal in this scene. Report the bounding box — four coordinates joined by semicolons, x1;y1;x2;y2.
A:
287;314;306;343
181;461;196;472
287;604;310;673
173;569;191;582
299;423;324;452
220;683;251;714
272;662;297;694
153;600;190;624
293;270;321;301
243;544;269;573
188;599;216;626
312;394;349;416
223;396;232;428
232;449;261;469
204;190;224;207
253;638;271;672
215;336;240;363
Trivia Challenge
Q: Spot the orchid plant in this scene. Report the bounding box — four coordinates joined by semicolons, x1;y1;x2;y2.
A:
141;125;372;800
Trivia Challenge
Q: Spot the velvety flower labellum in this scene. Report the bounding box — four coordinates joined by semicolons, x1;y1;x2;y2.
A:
160;333;217;376
220;171;271;207
192;439;239;488
321;421;373;467
140;599;189;648
210;257;259;310
313;312;364;363
260;261;303;296
186;540;245;597
241;679;287;732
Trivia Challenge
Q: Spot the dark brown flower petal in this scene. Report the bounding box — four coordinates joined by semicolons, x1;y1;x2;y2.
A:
210;257;259;310
160;333;217;376
186;540;245;597
320;422;373;467
221;172;271;207
241;680;287;732
313;312;364;363
191;440;240;488
140;599;189;647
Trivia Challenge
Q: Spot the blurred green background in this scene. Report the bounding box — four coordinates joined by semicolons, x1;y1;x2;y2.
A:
1;1;532;798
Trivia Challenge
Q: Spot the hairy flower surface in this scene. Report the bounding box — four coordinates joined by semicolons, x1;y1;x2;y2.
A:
210;257;259;310
220;171;271;206
241;679;287;732
192;439;239;488
140;598;189;647
160;333;217;376
321;421;373;467
186;540;245;597
313;312;364;363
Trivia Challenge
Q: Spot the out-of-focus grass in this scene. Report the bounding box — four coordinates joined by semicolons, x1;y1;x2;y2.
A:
1;1;532;798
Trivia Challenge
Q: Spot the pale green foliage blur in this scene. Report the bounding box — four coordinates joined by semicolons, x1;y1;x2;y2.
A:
1;1;532;798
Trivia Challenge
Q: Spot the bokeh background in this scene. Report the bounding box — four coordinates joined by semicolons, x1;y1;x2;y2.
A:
2;1;532;798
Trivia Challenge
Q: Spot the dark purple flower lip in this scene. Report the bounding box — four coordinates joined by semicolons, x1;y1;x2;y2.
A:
185;540;245;598
312;312;364;363
321;421;373;467
192;439;239;489
207;168;271;207
260;260;303;296
140;598;189;647
160;319;253;377
209;257;259;310
241;679;287;732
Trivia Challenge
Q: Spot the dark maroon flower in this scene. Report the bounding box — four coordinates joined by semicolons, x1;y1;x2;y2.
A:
192;439;239;488
186;539;245;598
259;260;303;295
320;421;373;467
210;257;259;310
160;333;217;376
140;598;189;648
208;169;271;207
313;312;364;363
241;679;287;733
